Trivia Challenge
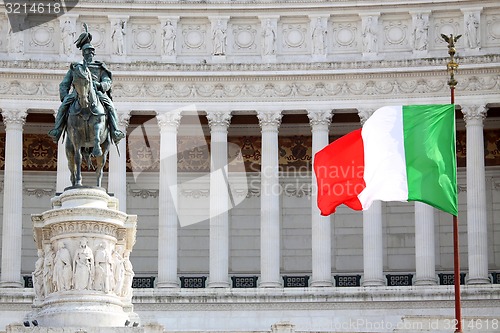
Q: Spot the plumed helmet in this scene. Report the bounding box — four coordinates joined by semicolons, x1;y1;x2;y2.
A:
74;22;93;50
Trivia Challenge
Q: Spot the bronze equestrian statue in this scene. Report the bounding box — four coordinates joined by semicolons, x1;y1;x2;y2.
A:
49;23;125;188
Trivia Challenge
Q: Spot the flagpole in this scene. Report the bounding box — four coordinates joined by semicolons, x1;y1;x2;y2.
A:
442;33;462;333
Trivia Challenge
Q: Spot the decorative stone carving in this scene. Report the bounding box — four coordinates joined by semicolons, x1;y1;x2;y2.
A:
110;19;127;55
162;20;177;55
206;111;232;130
7;25;23;53
465;12;480;49
53;241;72;292
32;249;45;300
233;24;257;51
412;13;429;51
121;251;134;298
73;238;95;290
307;110;333;130
31;188;138;326
311;17;327;55
462;104;487;124
132;24;156;51
212;19;227;55
256;110;282;130
262;19;276;55
60;18;76;55
282;23;306;50
29;23;55;49
362;15;378;53
94;242;113;293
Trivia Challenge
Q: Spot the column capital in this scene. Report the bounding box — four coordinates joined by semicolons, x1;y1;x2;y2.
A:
357;108;375;125
116;110;131;128
307;109;333;130
257;110;282;131
206;111;232;131
1;109;27;129
156;111;182;130
462;104;487;125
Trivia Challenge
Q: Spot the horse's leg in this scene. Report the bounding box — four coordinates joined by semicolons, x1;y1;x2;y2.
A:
74;146;83;186
92;120;103;157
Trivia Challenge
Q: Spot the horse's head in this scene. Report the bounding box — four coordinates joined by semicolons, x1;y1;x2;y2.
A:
72;64;93;109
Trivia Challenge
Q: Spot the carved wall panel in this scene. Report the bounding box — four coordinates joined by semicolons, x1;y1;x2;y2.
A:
130;20;158;55
485;13;500;46
280;18;309;54
431;14;462;50
26;22;56;53
382;15;411;50
231;19;259;54
180;19;209;55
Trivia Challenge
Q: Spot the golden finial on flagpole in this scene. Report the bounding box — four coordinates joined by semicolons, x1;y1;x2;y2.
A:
441;34;461;89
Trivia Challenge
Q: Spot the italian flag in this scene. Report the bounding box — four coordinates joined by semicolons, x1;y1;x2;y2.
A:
314;104;457;216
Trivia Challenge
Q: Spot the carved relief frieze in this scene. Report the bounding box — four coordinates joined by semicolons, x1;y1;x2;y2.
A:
24;187;55;198
129;189;159;199
49;221;119;238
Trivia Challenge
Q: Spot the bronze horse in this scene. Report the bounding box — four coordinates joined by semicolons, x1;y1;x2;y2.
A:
65;63;110;188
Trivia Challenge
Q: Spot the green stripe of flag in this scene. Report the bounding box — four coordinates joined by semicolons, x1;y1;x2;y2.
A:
402;104;458;215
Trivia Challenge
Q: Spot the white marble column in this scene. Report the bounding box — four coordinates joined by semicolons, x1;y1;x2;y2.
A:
0;108;27;287
308;109;333;287
414;202;437;285
53;110;72;193
358;109;385;286
108;110;130;212
156;111;182;288
207;111;232;288
257;110;283;287
462;105;489;284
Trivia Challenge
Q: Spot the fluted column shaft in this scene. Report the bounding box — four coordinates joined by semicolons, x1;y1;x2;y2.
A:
462;105;489;284
308;110;333;287
0;109;27;287
108;111;130;212
414;202;437;285
257;111;283;287
156;111;182;288
362;201;385;286
358;109;385;286
207;111;232;288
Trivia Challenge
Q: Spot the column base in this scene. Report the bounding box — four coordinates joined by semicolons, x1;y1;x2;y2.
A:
310;279;333;287
156;281;180;288
259;281;282;288
414;278;438;286
0;281;23;288
466;276;491;285
208;281;230;288
361;278;385;287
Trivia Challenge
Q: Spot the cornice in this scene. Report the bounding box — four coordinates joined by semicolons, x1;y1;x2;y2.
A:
0;55;499;74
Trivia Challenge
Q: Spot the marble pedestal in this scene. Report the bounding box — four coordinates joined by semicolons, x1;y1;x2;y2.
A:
30;188;138;327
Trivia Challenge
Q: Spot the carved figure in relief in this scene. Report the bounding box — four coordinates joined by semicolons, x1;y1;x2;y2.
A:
111;20;126;55
212;20;227;55
43;244;55;296
162;21;176;55
312;18;327;55
32;249;45;299
94;242;113;293
61;19;76;55
121;251;134;298
53;241;73;291
413;14;428;51
73;238;94;290
263;19;276;55
362;16;377;53
112;245;125;296
465;13;479;48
